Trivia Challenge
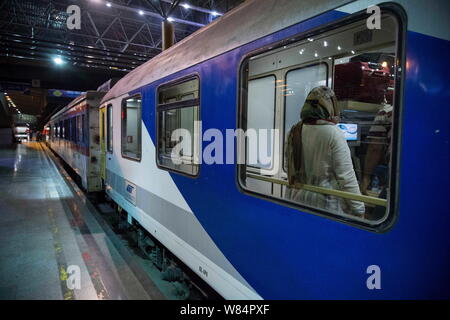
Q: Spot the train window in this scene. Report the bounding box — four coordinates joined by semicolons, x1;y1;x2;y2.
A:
72;118;76;142
247;75;276;170
121;95;142;161
71;117;77;142
69;120;72;140
81;115;86;143
69;118;72;141
106;104;113;152
66;120;69;140
66;119;70;140
238;12;400;228
76;116;82;143
283;63;328;170
156;76;200;176
63;120;68;139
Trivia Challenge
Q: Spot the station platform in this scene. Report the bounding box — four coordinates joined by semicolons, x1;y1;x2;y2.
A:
0;142;165;300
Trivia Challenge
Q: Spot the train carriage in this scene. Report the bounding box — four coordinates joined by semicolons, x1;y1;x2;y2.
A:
47;91;105;193
98;0;450;299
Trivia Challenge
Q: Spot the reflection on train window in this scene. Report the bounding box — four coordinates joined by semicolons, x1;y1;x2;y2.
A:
247;75;276;170
106;104;113;152
157;76;200;176
283;63;328;170
238;13;399;226
121;95;142;161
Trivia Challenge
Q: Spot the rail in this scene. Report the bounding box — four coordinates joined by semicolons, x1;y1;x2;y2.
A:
246;173;387;207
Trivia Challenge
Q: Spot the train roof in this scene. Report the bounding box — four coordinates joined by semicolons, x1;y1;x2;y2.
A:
49;91;105;121
101;0;351;104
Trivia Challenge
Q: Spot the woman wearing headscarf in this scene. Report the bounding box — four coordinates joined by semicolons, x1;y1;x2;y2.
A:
285;86;365;217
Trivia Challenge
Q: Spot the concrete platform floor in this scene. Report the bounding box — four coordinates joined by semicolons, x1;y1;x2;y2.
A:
0;142;165;300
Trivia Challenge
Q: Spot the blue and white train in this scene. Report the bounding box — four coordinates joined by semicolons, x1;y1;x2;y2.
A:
93;0;450;299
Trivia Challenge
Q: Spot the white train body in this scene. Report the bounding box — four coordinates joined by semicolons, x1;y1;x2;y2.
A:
47;91;105;192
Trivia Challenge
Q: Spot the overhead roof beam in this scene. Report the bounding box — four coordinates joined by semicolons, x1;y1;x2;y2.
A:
161;0;223;16
91;0;205;27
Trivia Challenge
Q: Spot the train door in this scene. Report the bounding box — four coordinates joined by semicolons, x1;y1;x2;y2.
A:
99;105;106;181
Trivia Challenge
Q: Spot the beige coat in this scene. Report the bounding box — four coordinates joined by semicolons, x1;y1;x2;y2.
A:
285;122;365;217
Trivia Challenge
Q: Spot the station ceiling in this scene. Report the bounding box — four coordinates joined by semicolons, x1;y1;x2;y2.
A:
0;0;244;125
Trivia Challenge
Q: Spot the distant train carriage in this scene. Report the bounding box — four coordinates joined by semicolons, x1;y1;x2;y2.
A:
47;91;105;192
98;0;449;299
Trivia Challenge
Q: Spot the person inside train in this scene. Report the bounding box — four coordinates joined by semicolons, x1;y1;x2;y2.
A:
360;99;393;220
361;101;393;195
285;86;365;217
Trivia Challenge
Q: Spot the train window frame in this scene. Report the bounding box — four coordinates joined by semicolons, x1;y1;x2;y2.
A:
236;4;405;233
155;74;201;178
106;104;113;153
121;94;142;162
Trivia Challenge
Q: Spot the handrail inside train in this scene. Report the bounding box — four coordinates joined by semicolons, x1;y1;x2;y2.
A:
246;173;387;207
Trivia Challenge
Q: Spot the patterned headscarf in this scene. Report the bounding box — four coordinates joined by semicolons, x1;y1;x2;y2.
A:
286;86;339;185
300;86;339;123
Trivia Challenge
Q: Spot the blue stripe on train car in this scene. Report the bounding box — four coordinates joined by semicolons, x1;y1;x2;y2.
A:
136;9;450;299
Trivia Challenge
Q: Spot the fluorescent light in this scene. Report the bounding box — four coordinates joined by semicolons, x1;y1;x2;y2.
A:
182;3;190;9
106;2;112;7
53;56;63;65
138;10;144;15
167;17;174;22
211;11;219;16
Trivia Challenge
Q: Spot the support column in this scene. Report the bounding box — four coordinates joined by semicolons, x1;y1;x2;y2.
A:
161;20;174;51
